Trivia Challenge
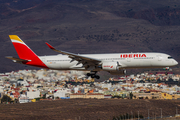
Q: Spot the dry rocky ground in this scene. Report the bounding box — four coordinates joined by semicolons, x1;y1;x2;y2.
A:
0;99;180;120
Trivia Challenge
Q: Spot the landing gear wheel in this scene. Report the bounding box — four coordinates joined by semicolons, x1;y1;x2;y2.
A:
91;74;95;78
87;73;91;76
95;75;100;79
87;71;99;79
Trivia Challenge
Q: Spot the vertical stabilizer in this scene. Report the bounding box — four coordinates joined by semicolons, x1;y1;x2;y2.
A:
9;35;48;68
9;35;38;60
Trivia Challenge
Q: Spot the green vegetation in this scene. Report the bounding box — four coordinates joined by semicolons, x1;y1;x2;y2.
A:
1;95;13;103
129;92;133;99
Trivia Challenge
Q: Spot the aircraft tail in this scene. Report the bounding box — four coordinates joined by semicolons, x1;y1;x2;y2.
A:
9;35;38;60
8;35;48;68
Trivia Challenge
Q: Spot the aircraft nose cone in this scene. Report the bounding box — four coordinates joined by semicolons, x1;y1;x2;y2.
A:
174;60;178;65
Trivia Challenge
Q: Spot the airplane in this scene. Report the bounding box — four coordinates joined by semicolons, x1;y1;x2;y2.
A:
6;35;178;79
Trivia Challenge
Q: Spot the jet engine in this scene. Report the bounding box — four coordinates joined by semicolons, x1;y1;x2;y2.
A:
102;62;126;75
102;62;121;71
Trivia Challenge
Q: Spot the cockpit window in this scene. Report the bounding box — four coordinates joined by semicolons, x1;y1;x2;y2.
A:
168;56;173;59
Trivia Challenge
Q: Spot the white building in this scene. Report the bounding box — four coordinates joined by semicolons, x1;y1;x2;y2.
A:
17;79;29;86
19;94;30;103
54;88;71;98
26;90;40;99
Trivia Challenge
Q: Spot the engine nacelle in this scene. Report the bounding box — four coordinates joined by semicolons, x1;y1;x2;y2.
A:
102;62;121;71
102;62;126;75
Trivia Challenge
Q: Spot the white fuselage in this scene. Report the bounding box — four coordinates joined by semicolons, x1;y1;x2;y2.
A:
39;52;178;71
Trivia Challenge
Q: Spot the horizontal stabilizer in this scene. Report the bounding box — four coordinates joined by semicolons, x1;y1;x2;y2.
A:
6;56;30;63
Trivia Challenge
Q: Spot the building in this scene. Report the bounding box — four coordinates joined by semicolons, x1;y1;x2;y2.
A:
19;94;29;103
26;90;40;100
161;93;180;99
70;93;104;99
133;90;162;99
54;88;71;99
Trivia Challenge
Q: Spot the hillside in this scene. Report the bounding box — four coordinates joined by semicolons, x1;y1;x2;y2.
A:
0;0;180;73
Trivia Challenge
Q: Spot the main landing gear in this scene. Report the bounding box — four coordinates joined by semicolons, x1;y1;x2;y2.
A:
87;72;100;79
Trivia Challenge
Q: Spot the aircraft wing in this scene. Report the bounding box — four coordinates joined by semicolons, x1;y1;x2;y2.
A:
45;42;101;67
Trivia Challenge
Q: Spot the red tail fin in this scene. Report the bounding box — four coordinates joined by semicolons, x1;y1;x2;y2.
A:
9;35;48;68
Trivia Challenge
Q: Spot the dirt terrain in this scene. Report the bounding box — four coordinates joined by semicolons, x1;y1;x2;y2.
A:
0;99;180;120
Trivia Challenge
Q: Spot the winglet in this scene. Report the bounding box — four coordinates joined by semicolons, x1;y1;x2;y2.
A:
45;42;55;50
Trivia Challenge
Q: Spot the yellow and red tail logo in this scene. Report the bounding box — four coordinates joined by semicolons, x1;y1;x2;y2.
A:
10;35;25;44
9;35;48;68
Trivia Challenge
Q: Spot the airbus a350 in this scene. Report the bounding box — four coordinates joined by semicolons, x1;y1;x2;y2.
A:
6;35;178;79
